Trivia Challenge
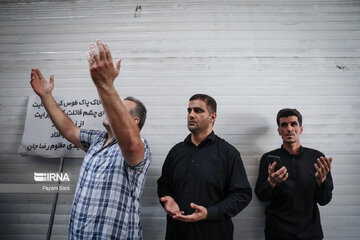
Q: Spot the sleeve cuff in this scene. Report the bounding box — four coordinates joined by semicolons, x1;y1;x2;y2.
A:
317;178;330;191
206;205;220;221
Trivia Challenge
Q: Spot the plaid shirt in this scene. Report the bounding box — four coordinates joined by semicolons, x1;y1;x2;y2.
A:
68;129;151;240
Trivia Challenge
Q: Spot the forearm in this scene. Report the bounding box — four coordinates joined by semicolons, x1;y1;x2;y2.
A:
157;179;173;200
206;188;252;221
255;179;273;202
96;85;143;166
316;173;333;205
157;151;175;202
87;40;143;165
255;156;273;202
40;94;82;149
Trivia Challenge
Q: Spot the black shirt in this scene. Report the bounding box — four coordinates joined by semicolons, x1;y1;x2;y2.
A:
157;131;252;240
255;146;334;240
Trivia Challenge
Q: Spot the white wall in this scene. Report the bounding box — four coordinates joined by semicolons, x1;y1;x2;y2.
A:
0;0;359;239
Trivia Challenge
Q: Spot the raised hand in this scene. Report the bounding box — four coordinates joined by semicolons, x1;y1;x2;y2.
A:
172;203;208;222
30;68;54;98
315;156;332;186
29;68;83;150
160;196;184;217
87;39;121;90
268;162;288;188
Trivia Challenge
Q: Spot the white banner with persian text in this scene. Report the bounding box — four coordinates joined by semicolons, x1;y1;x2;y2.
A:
18;95;105;158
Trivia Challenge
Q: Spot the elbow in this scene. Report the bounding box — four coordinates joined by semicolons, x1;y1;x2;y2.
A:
123;146;137;156
62;126;79;142
236;188;252;209
122;139;144;166
61;129;72;140
318;200;331;206
317;181;333;206
245;188;253;205
121;129;142;152
242;189;253;210
318;194;332;206
123;139;143;155
228;188;253;218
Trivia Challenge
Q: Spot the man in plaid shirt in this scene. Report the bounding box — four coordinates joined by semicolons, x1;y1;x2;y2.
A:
30;40;151;239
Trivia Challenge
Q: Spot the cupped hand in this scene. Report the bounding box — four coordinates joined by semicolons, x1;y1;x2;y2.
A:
30;68;54;98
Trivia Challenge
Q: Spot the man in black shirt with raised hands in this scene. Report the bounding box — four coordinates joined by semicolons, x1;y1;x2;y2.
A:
157;94;252;240
255;108;333;240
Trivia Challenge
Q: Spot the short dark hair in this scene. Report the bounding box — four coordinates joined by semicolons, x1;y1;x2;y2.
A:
276;108;302;126
124;96;147;131
189;94;217;113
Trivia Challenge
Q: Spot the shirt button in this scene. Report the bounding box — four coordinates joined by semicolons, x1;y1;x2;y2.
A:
191;160;195;163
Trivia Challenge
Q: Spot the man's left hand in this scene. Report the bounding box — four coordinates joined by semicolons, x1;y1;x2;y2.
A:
172;203;207;222
87;39;121;90
315;156;333;186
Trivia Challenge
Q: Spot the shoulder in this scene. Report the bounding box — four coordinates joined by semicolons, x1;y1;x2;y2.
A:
141;137;152;163
141;137;151;150
214;134;240;156
302;147;324;157
261;148;282;158
259;148;282;163
80;129;104;137
168;141;186;154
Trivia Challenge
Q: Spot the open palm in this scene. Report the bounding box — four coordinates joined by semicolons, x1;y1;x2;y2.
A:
160;196;183;216
30;69;54;97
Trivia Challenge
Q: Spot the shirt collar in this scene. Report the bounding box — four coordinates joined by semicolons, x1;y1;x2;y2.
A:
281;145;304;156
102;131;117;147
184;131;216;147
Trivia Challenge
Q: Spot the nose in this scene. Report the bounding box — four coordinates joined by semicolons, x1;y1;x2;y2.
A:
188;110;195;119
286;124;293;131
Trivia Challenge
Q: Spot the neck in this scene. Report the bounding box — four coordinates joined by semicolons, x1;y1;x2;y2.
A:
282;142;301;155
191;129;212;146
103;129;113;147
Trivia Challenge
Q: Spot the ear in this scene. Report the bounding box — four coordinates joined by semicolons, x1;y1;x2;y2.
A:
278;127;281;136
300;126;303;135
210;112;217;123
134;116;140;125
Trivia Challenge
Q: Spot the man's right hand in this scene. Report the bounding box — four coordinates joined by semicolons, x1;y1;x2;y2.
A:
30;68;54;98
160;196;184;217
87;40;121;91
267;162;288;188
